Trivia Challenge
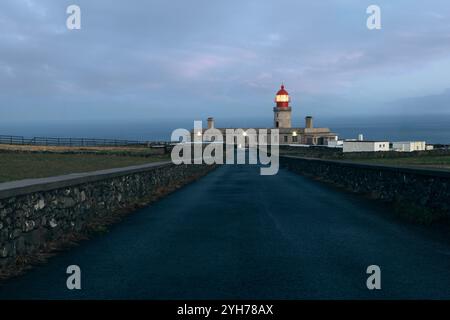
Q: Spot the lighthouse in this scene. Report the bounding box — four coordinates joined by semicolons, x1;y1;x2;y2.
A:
273;84;292;128
195;83;338;147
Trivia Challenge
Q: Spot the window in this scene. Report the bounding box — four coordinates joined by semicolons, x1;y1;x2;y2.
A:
292;135;298;142
276;121;279;128
284;136;288;143
276;95;289;102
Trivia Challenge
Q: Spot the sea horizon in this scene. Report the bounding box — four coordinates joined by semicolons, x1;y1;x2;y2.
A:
1;114;450;144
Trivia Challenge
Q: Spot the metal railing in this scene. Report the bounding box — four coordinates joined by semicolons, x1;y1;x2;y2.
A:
0;135;168;147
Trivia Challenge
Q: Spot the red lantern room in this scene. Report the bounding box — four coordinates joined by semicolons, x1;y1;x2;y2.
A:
275;84;290;108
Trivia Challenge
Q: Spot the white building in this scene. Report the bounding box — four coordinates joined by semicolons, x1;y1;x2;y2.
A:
343;140;389;153
392;141;426;152
327;139;343;148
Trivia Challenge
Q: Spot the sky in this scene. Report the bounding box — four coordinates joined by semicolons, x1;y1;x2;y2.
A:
1;0;450;124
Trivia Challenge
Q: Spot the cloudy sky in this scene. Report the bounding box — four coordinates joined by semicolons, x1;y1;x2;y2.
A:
1;0;450;124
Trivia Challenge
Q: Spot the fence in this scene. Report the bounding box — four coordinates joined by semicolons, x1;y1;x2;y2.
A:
0;135;168;147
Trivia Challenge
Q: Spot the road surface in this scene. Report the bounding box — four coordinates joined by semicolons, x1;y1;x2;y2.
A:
1;162;450;299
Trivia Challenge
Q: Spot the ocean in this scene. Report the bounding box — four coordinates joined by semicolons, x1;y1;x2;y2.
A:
1;115;449;144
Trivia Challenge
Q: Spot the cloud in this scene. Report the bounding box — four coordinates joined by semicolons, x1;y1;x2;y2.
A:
1;0;450;122
387;89;450;114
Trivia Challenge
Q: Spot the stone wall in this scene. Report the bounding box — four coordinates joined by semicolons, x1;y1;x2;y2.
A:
280;146;342;158
281;156;450;223
280;145;450;160
0;162;215;270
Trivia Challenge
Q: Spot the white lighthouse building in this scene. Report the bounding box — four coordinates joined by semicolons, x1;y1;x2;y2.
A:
274;84;292;128
193;84;338;146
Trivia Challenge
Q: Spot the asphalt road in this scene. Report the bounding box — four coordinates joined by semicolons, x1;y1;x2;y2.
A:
1;161;450;299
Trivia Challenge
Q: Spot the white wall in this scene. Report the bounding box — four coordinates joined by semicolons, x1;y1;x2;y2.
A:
328;140;343;148
343;141;389;153
392;141;426;152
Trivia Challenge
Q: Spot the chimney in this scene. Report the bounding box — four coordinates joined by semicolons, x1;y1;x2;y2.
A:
207;117;214;129
305;116;313;129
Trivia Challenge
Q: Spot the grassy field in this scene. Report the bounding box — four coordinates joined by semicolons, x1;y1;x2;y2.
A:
0;152;170;183
350;155;450;170
0;144;166;156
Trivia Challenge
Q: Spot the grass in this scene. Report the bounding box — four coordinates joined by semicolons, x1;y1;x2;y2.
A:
0;152;170;183
0;144;165;156
349;155;450;170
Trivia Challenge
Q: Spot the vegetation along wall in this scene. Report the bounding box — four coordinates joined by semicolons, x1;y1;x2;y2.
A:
281;156;450;223
0;162;215;272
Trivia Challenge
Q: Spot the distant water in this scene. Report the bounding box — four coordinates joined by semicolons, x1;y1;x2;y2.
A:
1;115;449;144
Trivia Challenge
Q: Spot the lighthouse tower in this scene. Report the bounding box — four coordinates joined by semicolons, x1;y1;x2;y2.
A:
273;84;292;128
